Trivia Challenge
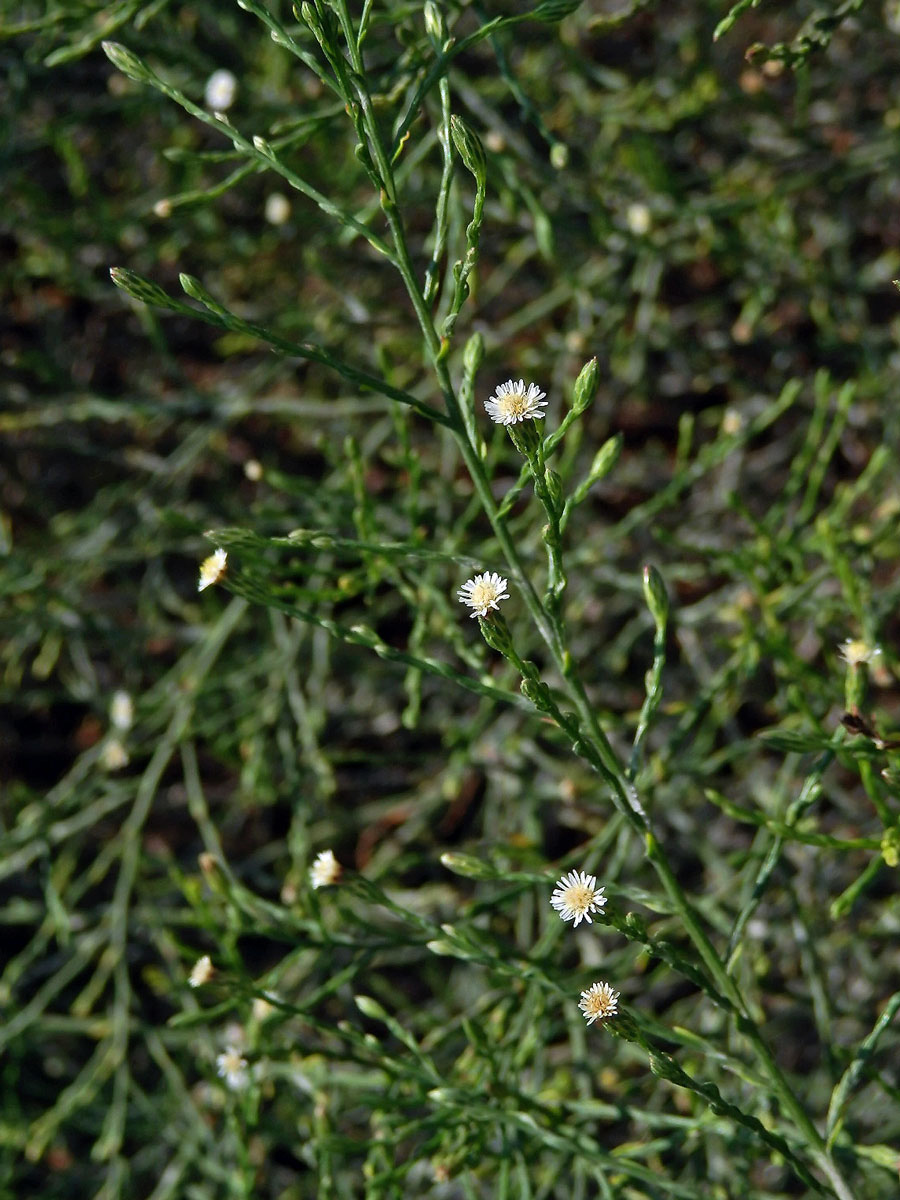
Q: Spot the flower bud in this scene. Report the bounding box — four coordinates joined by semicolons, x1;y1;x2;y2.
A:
102;41;153;84
571;357;600;415
450;116;486;182
642;564;669;633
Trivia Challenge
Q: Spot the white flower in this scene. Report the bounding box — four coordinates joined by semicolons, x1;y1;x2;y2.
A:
310;849;342;889
188;955;214;988
216;1045;249;1090
626;202;652;235
484;379;548;425
101;738;129;771
839;638;882;666
457;571;510;619
550;870;606;927
578;980;619;1025
265;193;291;225
198;548;227;592
110;690;133;732
205;69;238;111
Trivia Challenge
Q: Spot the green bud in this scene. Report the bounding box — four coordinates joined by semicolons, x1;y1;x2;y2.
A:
463;331;485;376
642;564;669;632
520;677;553;713
450;115;486;182
543;468;563;515
109;267;174;310
588;433;623;483
424;1;445;41
881;827;900;868
477;612;514;656
571;357;600;415
507;419;542;459
102;41;153;84
439;852;496;880
354;994;388;1022
179;272;226;315
532;0;583;22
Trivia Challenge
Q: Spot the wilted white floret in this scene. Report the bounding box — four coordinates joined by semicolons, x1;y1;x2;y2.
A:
839;638;882;666
310;849;342;889
110;690;133;731
578;980;619;1024
457;572;510;619
198;548;227;592
484;379;548;425
205;69;238;111
189;955;214;988
216;1045;249;1090
550;870;606;927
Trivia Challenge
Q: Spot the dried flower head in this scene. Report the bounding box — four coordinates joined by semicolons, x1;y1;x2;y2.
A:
578;980;619;1024
550;870;606;927
457;572;510;619
198;548;227;592
216;1045;249;1090
310;849;342;890
485;379;548;425
188;954;215;988
839;638;882;667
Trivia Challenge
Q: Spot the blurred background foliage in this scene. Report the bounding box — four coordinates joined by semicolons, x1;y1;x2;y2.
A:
2;1;900;1197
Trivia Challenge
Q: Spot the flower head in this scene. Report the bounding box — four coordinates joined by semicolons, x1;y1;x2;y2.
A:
205;69;237;111
101;738;129;771
457;572;510;619
550;870;606;927
216;1045;249;1090
110;690;133;732
198;548;227;592
188;954;214;988
485;379;548;425
578;980;619;1025
839;638;882;667
310;849;342;890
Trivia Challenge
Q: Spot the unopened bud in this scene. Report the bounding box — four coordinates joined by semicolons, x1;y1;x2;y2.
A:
450;116;486;181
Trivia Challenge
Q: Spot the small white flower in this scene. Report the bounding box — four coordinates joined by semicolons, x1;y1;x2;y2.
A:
216;1045;249;1090
198;548;227;592
101;738;129;771
626;202;652;235
205;69;238;112
578;980;619;1025
188;955;214;988
484;379;548;425
265;193;291;225
110;690;133;732
839;639;882;666
310;849;342;890
457;571;510;619
252;996;276;1022
550;870;606;927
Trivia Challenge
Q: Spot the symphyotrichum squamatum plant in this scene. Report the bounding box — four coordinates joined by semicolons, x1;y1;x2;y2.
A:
7;3;898;1198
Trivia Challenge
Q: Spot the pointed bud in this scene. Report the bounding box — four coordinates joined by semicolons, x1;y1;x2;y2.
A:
450;116;486;182
642;564;669;633
102;41;153;84
463;331;485;376
571;357;600;415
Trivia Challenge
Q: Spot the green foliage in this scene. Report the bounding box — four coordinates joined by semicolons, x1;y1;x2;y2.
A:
3;1;900;1198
